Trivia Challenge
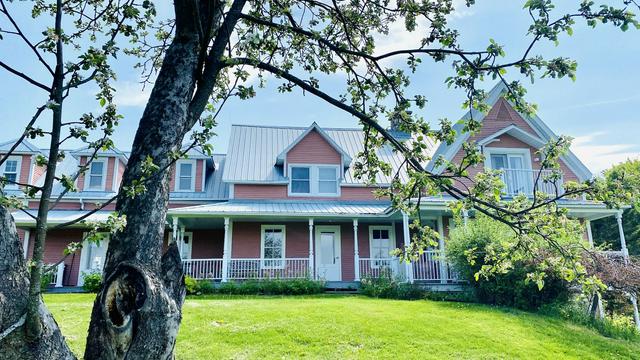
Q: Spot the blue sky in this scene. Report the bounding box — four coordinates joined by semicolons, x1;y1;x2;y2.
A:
0;1;638;173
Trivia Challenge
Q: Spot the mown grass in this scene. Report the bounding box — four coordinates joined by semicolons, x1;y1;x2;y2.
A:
44;293;640;359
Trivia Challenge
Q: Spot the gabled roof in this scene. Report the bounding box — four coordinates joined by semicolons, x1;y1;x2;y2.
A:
222;124;436;185
70;146;128;161
275;122;352;168
477;124;546;148
427;82;592;181
0;138;43;155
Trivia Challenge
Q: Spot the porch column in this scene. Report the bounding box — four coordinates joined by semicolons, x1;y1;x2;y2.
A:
615;211;629;260
179;225;186;256
402;212;414;283
353;219;360;282
222;217;230;282
632;294;640;331
22;229;30;259
437;216;447;284
55;262;64;288
462;210;469;226
171;217;179;244
308;218;314;279
585;220;594;248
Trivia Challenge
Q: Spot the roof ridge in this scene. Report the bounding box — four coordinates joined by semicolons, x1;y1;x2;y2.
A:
231;123;362;131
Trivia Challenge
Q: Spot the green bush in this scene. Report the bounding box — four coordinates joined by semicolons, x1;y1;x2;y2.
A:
447;215;570;310
196;280;216;294
81;271;103;293
213;279;325;295
40;271;54;291
360;272;423;300
185;275;199;295
540;297;639;341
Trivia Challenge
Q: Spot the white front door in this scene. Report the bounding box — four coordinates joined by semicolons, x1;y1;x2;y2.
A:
315;226;341;281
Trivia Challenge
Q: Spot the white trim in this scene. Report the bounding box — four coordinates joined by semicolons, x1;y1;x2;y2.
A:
368;225;396;267
260;224;286;269
200;159;206;191
477;125;545;148
288;164;341;197
228;183;235;199
174;159;197;192
1;155;22;189
437;216;446;284
85;158;108;191
314;225;342;281
483;147;533;171
22;229;30;259
112;157;119;190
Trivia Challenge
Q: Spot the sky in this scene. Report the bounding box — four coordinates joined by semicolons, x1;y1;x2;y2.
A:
0;1;639;174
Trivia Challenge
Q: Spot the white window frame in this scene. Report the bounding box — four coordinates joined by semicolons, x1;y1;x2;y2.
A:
1;156;22;189
260;225;286;269
368;225;395;268
86;158;107;191
175;159;197;192
483;147;533;171
287;164;341;197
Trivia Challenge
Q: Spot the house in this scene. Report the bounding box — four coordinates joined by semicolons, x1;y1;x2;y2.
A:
3;82;627;288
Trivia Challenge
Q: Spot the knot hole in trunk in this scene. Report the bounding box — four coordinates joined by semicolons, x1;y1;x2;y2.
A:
102;265;148;328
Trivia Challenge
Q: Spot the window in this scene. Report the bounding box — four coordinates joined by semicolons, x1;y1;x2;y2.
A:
175;160;196;191
289;165;340;196
261;225;286;268
485;148;533;196
369;226;394;267
86;159;106;190
2;157;20;188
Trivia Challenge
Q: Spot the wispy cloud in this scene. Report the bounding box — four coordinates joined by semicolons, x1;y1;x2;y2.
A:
113;81;152;108
558;94;640;110
571;132;640;173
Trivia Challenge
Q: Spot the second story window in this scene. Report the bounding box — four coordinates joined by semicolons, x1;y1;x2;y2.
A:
87;159;106;191
176;160;196;191
2;157;20;188
486;149;534;196
289;165;340;196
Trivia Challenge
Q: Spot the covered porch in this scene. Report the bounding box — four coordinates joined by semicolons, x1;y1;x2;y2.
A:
168;200;461;284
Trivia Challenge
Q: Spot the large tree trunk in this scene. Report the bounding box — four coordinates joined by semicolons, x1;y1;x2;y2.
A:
0;205;75;359
83;26;202;360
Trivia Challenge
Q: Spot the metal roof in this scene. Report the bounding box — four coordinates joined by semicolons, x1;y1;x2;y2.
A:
222;124;436;184
168;200;393;217
170;154;229;200
0;138;43;155
12;210;114;226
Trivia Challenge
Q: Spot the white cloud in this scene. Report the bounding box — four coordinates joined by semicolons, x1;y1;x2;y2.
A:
571;132;640;173
113;81;152;108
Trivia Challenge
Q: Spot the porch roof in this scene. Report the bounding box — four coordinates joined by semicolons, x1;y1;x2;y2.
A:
168;200;394;218
12;210;113;227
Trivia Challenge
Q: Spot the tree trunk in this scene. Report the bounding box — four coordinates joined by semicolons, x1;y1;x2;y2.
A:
0;205;75;359
83;31;202;360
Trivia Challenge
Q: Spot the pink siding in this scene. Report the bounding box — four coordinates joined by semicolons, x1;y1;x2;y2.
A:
32;164;46;184
234;184;385;201
195;160;204;192
191;229;224;258
339;223;355;281
26;229;83;286
77;156;87;191
287;129;341;165
449;98;580;189
115;159;126;190
231;222;261;257
169;164;176;191
105;157;116;191
20;154;31;185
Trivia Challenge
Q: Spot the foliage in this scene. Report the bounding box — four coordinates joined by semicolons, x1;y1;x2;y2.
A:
360;271;423;300
184;276;199;295
40;271;53;291
592;207;640;255
422;290;476;303
45;293;640;359
447;215;572;310
215;279;325;296
184;276;216;295
81;272;103;293
539;297;639;341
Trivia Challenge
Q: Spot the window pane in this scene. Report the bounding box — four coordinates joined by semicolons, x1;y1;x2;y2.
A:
89;175;102;188
179;177;192;190
291;167;309;180
5;160;17;172
318;167;336;180
291;180;310;193
5;173;16;183
179;163;192;176
490;154;507;169
508;155;524;169
90;161;104;175
263;228;283;259
318;180;337;194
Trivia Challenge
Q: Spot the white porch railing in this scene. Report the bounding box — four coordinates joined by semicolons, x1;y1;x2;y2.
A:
500;169;563;197
182;258;224;280
412;250;460;282
182;258;310;280
359;258;405;279
45;263;65;287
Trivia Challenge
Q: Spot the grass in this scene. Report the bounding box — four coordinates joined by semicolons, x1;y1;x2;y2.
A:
44;294;640;359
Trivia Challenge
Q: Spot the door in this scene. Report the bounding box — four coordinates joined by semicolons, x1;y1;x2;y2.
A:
315;226;341;281
180;232;193;260
490;153;531;195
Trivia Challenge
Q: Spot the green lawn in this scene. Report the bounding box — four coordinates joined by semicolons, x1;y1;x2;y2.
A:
44;294;639;359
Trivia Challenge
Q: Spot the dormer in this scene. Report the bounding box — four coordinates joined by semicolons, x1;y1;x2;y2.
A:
275;123;351;197
72;147;128;192
169;146;213;193
0;138;43;189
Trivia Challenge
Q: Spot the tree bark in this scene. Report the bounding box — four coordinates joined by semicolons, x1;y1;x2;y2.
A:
0;205;75;359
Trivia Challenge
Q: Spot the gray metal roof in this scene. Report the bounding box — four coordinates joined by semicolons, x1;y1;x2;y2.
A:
222;124;435;184
0;138;43;155
169;200;393;217
170;154;229;200
12;210;114;226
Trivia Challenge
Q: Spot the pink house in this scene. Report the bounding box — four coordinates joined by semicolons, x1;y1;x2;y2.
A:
6;82;627;288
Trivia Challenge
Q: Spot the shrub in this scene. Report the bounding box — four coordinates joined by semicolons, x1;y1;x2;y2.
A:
210;279;325;296
185;275;199;295
40;271;54;291
196;280;216;294
360;273;423;300
447;215;570;310
81;271;103;293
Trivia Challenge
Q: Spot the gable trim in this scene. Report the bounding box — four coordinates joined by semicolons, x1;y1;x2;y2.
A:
275;122;352;168
477;125;546;149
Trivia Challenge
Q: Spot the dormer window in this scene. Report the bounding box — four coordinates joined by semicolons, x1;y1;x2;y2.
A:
87;159;106;191
289;165;340;197
176;160;196;192
1;157;20;188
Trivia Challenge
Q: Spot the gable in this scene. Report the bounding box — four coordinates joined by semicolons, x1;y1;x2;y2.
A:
286;129;341;165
